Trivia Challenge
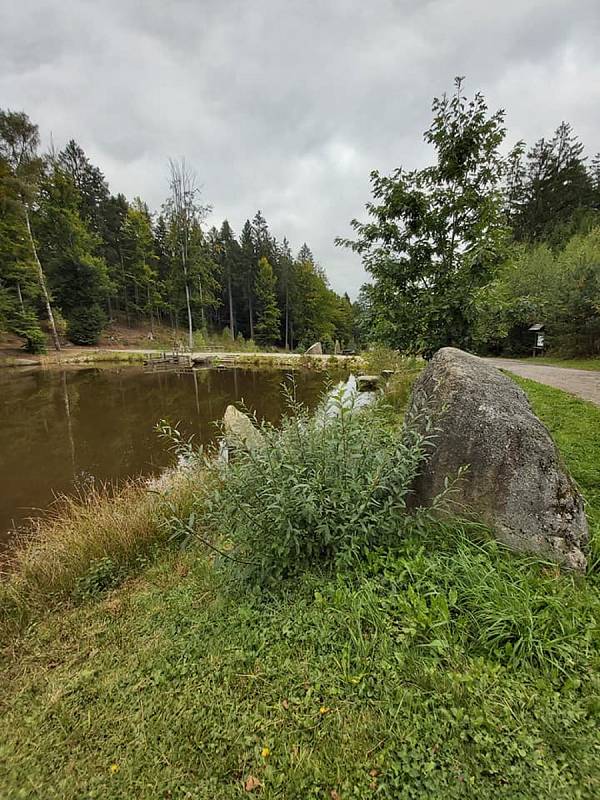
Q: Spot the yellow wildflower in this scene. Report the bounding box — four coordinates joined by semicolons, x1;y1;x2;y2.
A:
319;706;330;715
261;746;270;758
109;763;120;774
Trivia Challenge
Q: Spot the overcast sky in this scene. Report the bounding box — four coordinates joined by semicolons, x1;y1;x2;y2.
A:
1;1;599;296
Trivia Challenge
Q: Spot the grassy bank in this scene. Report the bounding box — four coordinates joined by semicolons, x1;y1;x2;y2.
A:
499;356;600;371
512;375;600;567
0;349;147;369
0;349;363;372
1;378;600;798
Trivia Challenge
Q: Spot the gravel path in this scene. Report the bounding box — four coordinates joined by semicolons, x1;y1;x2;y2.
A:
485;358;600;407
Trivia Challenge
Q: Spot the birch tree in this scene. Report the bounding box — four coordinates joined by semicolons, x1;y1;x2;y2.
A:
0;110;61;350
165;158;210;350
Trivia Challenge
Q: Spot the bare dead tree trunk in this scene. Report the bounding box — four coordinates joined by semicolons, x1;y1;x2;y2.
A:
167;157;213;352
24;204;61;351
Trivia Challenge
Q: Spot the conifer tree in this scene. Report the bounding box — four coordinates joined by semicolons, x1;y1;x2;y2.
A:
254;257;280;345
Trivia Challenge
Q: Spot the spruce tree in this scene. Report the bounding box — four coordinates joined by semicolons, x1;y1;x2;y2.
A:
254;257;280;345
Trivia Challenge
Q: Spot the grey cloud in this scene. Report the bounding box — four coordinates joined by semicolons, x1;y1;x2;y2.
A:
1;0;599;296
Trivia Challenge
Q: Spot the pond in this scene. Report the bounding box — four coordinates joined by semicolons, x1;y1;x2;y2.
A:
0;365;337;548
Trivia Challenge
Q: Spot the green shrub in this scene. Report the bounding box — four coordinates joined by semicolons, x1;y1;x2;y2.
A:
67;304;106;345
11;310;47;353
204;388;434;586
73;556;123;601
362;343;423;374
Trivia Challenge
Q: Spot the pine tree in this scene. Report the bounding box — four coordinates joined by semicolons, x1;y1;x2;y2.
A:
58;140;110;239
212;220;241;337
254;257;280;345
239;220;257;340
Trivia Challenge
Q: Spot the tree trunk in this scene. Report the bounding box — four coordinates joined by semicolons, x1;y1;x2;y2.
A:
227;271;235;337
119;249;131;327
198;277;205;330
284;284;289;350
16;282;25;315
24;205;61;351
184;279;193;350
248;283;254;340
147;286;154;334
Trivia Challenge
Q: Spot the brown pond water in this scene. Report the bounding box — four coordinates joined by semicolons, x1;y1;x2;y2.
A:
0;365;337;547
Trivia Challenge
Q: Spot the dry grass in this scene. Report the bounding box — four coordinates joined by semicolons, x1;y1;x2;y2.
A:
0;466;203;631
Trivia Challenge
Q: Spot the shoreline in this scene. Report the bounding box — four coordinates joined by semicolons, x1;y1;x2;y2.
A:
0;347;363;371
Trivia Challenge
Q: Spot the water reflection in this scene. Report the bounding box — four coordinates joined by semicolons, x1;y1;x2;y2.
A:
0;365;334;545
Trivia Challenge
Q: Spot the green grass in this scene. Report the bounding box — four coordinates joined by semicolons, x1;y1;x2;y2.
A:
500;356;600;371
511;376;600;568
1;378;600;798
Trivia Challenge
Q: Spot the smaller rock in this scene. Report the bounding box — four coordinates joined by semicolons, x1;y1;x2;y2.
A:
223;405;264;452
357;374;382;392
334;339;342;355
305;342;323;356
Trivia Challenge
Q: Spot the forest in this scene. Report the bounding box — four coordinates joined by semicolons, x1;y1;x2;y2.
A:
0;111;354;354
2;81;600;359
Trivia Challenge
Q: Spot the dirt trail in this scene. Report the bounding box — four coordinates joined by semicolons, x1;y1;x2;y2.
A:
485;358;600;407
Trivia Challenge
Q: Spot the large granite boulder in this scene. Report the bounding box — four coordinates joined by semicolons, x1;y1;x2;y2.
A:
405;347;588;571
223;405;264;452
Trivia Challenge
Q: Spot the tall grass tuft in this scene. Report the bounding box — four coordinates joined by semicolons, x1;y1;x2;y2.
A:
0;467;202;630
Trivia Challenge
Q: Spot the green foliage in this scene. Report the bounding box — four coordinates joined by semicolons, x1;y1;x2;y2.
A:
72;556;123;601
254;256;280;345
33;164;110;344
511;376;600;570
10;309;47;353
475;227;600;356
2;109;353;352
205;390;431;585
507;122;598;246
338;78;511;356
66;304;106;345
2;530;600;798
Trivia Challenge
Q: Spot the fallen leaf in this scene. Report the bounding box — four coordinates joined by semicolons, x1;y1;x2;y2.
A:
330;791;341;800
244;775;261;792
282;699;289;710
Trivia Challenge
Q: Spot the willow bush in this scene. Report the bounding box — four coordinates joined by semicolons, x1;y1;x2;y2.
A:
204;389;435;586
